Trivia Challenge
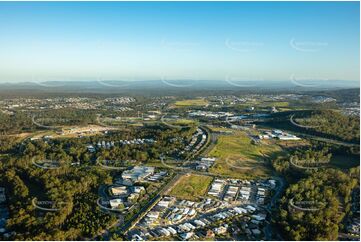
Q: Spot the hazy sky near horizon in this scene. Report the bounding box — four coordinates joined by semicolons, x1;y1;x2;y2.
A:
0;1;359;83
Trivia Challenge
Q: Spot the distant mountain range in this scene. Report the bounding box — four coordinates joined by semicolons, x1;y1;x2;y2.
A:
0;80;359;93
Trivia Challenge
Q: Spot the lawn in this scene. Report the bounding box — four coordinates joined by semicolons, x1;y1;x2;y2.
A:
208;131;284;178
168;174;213;201
174;99;208;107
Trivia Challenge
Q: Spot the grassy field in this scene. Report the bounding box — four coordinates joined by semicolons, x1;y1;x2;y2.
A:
275;139;310;149
145;159;176;168
174;99;208;107
259;101;289;107
209;131;284;178
168;174;213;201
207;126;233;133
173;119;197;125
234;100;289;109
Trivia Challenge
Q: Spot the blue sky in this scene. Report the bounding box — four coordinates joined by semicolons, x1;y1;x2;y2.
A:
0;1;359;83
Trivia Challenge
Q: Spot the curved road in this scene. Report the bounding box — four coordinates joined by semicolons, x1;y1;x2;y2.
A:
263;176;286;240
289;115;359;147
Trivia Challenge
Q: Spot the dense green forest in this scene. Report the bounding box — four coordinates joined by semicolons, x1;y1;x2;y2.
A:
0;109;97;135
297;110;360;143
271;141;360;240
18;124;196;164
0;155;115;240
0;112;34;134
277;168;358;240
272;145;332;172
263;110;360;143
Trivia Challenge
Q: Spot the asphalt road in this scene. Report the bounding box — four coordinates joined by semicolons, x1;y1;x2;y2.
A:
117;173;182;236
263;176;286;240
